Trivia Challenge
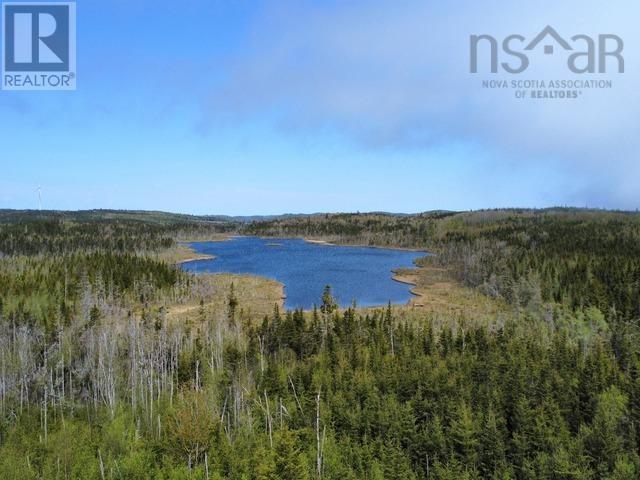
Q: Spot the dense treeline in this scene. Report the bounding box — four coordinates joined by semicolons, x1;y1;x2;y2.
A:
0;216;236;257
434;214;640;322
0;252;186;333
0;220;173;256
0;216;233;330
244;212;447;248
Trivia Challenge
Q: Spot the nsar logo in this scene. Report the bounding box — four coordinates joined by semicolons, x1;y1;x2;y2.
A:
470;25;624;74
2;1;76;90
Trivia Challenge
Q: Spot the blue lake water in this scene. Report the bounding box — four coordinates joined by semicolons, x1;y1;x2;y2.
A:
182;237;426;310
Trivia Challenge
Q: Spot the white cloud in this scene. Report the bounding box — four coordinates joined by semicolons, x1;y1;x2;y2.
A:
204;0;640;208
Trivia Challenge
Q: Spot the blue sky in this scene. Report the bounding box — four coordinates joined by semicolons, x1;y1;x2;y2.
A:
1;0;638;215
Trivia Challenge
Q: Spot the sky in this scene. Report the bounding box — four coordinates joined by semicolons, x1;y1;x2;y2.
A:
0;0;638;215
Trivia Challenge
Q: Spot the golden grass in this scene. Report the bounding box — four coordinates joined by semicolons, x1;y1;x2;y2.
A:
389;259;506;323
167;273;285;324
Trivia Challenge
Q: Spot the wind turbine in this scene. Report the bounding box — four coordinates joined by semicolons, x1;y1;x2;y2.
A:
36;186;42;211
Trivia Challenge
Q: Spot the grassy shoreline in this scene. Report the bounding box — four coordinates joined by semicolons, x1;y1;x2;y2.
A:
176;235;440;313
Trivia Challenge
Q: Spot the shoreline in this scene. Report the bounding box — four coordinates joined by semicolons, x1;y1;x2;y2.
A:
392;271;423;300
177;253;215;264
392;272;417;286
174;243;217;265
303;237;430;253
184;235;430;254
303;238;336;246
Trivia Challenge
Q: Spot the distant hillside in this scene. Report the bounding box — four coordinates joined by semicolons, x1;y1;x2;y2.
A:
0;208;462;225
0;209;226;225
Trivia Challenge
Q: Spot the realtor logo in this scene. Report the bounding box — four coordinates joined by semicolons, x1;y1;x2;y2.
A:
2;1;76;90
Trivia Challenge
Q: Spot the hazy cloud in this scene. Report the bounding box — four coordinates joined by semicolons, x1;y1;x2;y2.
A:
204;0;640;208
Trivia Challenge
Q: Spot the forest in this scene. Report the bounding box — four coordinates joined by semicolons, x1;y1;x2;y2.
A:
245;209;640;321
0;208;639;479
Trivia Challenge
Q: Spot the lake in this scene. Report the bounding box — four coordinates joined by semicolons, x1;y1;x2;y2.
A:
181;237;425;310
